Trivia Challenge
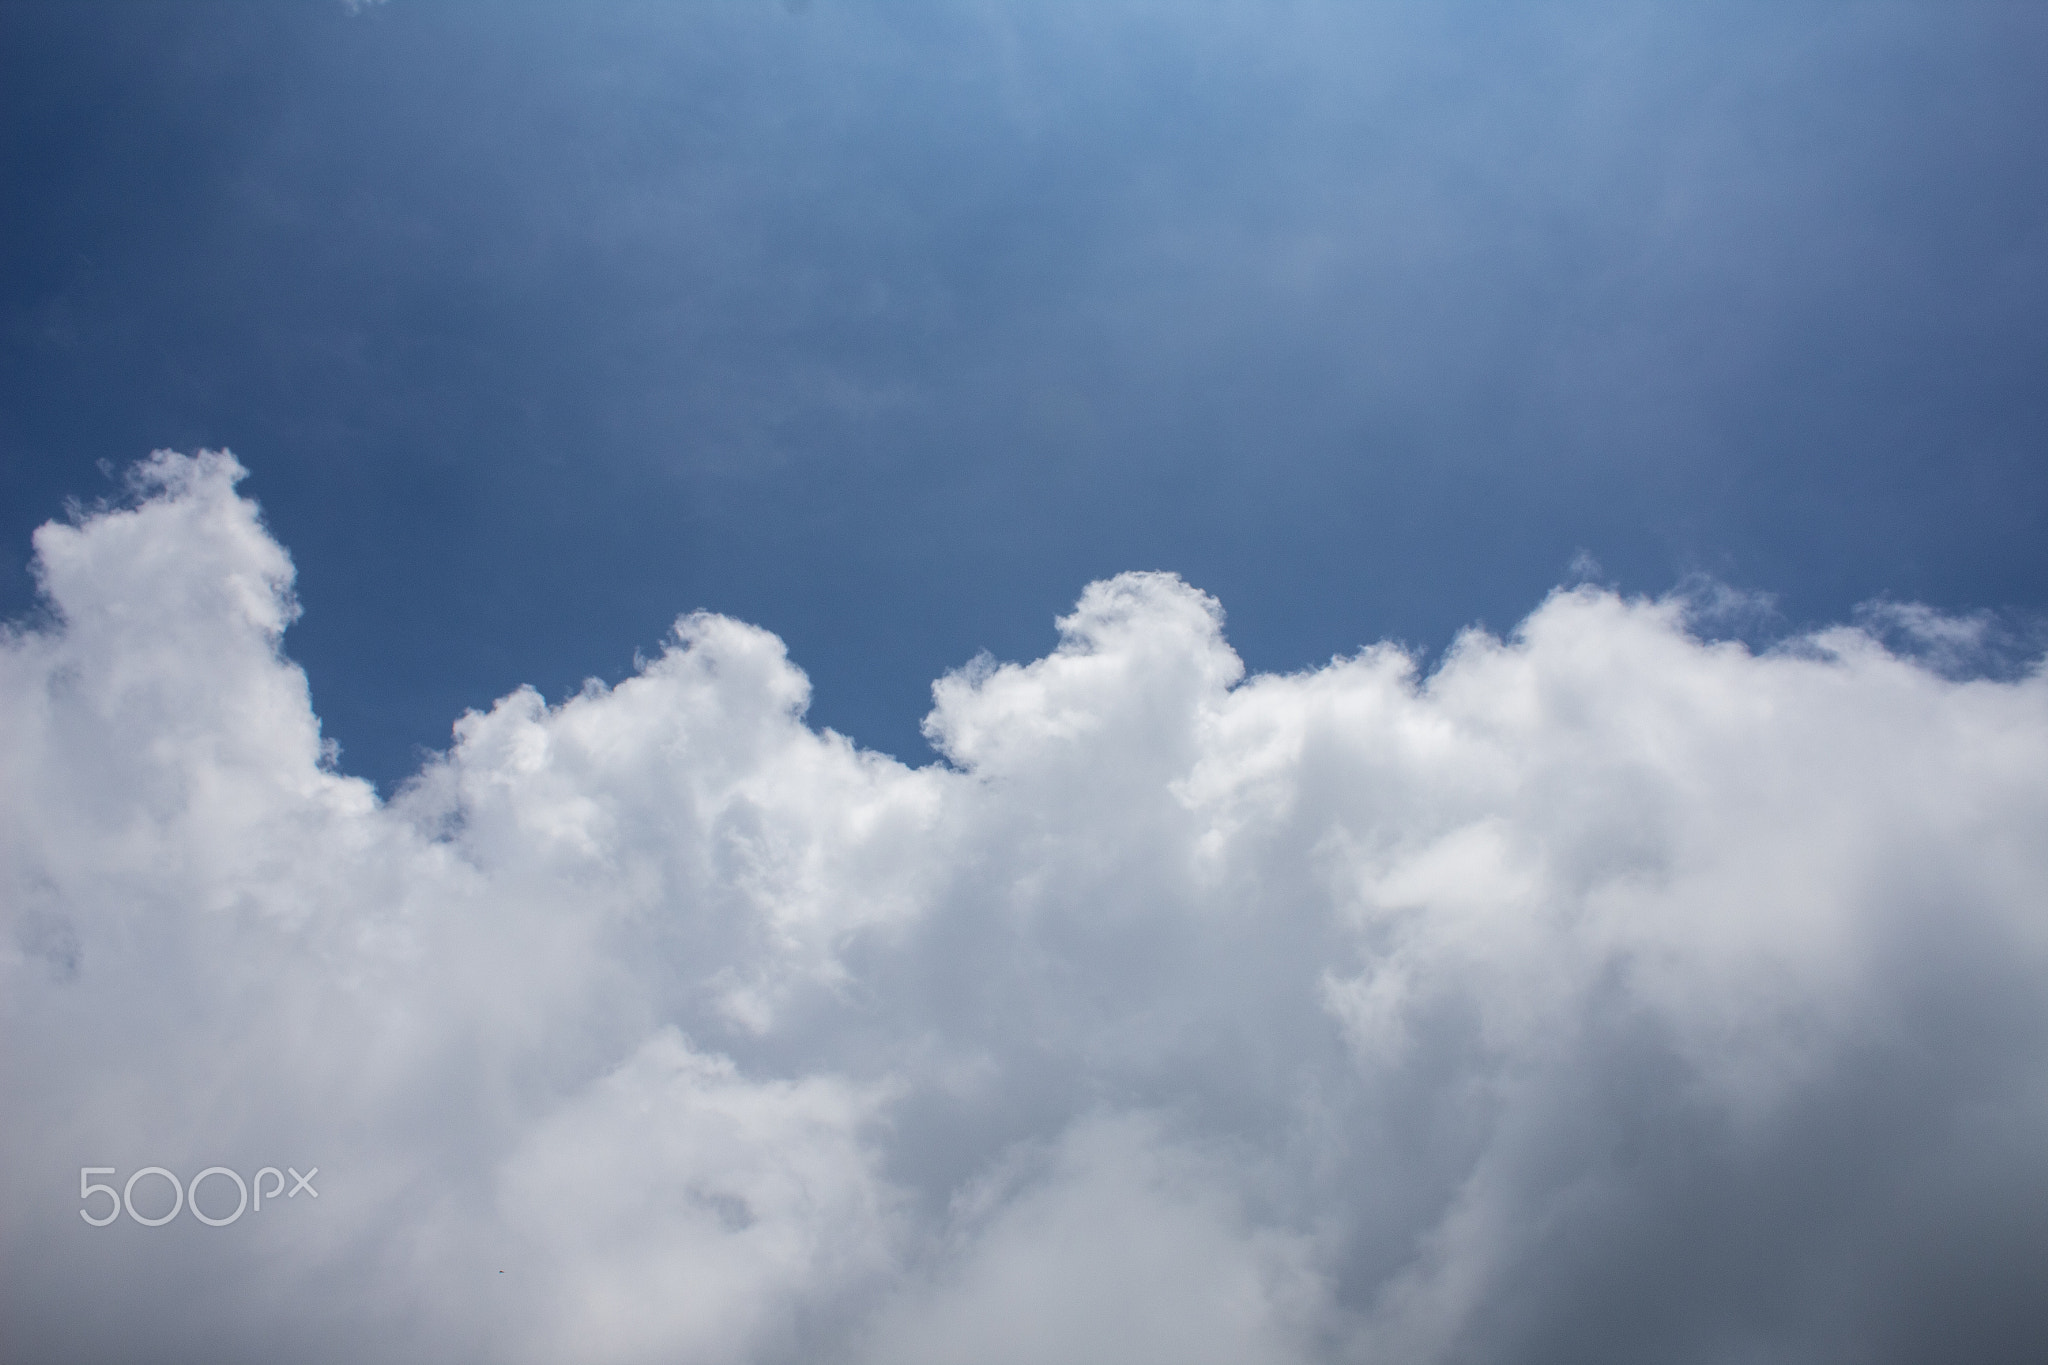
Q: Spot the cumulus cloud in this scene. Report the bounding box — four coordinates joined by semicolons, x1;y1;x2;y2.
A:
5;451;2048;1364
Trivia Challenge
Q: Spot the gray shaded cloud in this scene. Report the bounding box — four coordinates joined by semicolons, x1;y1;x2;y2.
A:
4;453;2048;1363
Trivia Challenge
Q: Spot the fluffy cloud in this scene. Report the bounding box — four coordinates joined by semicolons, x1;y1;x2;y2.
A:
5;451;2047;1364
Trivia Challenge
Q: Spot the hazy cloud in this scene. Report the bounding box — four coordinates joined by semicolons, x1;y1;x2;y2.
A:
5;453;2047;1363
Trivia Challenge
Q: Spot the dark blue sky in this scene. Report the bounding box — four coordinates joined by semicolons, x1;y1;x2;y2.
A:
5;0;2045;788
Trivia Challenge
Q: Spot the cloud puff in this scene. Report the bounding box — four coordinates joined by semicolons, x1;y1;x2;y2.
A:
5;452;2048;1364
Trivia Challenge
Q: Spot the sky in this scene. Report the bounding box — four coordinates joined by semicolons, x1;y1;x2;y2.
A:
5;0;2045;783
3;3;2048;1363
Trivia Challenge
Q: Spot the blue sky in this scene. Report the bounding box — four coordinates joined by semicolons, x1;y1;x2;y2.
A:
8;8;2048;1363
7;1;2044;786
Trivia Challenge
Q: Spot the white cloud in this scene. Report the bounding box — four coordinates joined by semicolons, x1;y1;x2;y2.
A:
858;1113;1323;1365
5;451;2048;1363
